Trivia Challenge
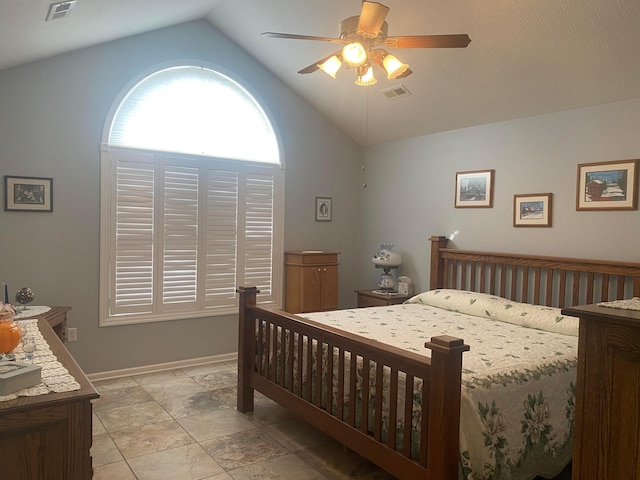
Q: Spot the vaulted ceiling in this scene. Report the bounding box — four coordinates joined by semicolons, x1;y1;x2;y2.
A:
2;0;640;145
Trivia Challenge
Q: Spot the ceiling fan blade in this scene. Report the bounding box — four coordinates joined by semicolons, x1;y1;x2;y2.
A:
356;1;390;37
297;52;342;74
262;32;345;43
385;34;471;49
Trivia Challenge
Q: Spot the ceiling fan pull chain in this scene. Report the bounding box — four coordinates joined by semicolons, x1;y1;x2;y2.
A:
362;87;369;188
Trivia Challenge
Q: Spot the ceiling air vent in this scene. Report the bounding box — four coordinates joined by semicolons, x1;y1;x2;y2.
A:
380;85;412;100
46;1;77;21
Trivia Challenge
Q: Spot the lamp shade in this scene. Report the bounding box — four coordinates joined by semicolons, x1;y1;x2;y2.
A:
372;243;402;267
382;54;409;79
342;42;367;67
318;55;342;78
355;65;377;86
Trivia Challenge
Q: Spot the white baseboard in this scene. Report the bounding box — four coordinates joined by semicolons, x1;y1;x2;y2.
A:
87;352;238;382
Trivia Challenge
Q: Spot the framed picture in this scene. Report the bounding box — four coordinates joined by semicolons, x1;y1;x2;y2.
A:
513;193;552;227
4;176;53;212
576;159;638;211
315;197;332;221
455;169;494;208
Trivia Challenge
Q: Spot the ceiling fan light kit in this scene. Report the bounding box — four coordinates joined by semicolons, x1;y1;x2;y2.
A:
262;1;470;87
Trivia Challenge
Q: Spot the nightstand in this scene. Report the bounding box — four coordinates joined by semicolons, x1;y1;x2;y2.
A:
355;289;411;308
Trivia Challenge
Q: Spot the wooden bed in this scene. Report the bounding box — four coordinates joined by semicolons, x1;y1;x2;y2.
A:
237;235;640;480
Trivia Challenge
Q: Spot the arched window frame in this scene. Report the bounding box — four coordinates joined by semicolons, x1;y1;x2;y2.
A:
99;61;284;326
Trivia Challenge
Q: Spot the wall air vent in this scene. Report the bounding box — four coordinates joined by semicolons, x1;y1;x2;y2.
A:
380;85;412;100
46;1;77;21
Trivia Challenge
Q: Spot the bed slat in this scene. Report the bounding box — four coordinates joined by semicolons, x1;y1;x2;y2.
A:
430;236;640;306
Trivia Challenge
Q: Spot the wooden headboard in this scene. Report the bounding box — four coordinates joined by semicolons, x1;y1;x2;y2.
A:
429;235;640;308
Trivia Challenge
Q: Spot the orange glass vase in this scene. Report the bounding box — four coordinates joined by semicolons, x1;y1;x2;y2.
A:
0;313;21;354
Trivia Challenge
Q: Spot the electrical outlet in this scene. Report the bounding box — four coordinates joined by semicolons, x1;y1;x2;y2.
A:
67;327;77;342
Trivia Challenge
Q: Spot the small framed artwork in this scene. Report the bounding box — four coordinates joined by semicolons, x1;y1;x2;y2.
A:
455;169;494;208
315;197;332;221
513;193;552;227
4;176;53;212
576;159;638;211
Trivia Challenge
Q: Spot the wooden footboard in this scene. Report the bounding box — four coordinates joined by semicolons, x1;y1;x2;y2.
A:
237;286;469;480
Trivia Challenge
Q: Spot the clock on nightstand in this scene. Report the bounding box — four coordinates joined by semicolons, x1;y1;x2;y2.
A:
355;289;411;308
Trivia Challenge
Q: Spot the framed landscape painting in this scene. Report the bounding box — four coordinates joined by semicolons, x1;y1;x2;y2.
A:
455;169;494;208
576;159;638;211
513;193;552;227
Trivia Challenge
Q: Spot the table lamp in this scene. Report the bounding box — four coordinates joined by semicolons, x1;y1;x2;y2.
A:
371;244;402;292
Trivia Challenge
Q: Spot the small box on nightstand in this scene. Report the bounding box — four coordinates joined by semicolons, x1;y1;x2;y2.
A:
0;361;42;395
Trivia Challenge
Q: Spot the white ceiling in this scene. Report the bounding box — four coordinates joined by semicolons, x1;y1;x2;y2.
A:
2;0;640;145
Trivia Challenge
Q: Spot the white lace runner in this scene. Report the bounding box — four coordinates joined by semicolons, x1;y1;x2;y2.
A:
0;318;81;402
14;305;52;319
597;297;640;311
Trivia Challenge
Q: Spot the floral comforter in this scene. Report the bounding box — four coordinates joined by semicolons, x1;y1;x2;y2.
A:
302;289;578;480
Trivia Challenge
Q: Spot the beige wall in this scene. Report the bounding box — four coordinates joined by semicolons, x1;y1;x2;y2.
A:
0;20;362;374
358;98;640;292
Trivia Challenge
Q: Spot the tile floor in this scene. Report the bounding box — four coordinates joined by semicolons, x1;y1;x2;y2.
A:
91;360;396;480
91;360;572;480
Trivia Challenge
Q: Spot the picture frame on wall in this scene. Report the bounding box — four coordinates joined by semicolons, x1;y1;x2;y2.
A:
315;197;332;221
513;193;552;227
454;169;494;208
576;159;638;211
4;175;53;212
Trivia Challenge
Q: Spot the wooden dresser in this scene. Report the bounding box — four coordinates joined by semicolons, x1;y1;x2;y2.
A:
0;317;99;479
285;251;339;313
21;305;71;342
561;304;640;480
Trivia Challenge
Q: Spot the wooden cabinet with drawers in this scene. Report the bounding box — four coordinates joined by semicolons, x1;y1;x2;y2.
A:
0;317;99;479
285;251;339;313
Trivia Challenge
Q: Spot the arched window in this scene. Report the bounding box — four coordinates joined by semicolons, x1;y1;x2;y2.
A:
99;64;284;326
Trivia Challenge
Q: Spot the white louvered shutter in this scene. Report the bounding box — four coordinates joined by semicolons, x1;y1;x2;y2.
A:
161;160;199;308
112;151;155;315
102;149;282;324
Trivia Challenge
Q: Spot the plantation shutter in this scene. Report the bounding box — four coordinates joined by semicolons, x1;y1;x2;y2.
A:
243;167;276;296
104;149;281;324
111;151;155;315
161;160;199;308
204;167;239;310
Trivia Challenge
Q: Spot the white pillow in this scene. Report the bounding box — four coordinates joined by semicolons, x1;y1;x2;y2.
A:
406;289;579;336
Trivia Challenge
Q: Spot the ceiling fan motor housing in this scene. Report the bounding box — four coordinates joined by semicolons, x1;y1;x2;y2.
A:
340;16;388;43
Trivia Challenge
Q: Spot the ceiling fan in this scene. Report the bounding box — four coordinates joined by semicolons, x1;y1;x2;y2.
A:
262;1;471;86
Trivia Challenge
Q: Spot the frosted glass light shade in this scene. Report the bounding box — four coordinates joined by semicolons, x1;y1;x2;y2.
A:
383;54;409;79
342;42;367;67
355;65;377;86
318;56;342;78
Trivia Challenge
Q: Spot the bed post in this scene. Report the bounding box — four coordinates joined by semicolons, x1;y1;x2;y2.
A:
237;286;258;413
425;335;470;480
429;235;449;289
